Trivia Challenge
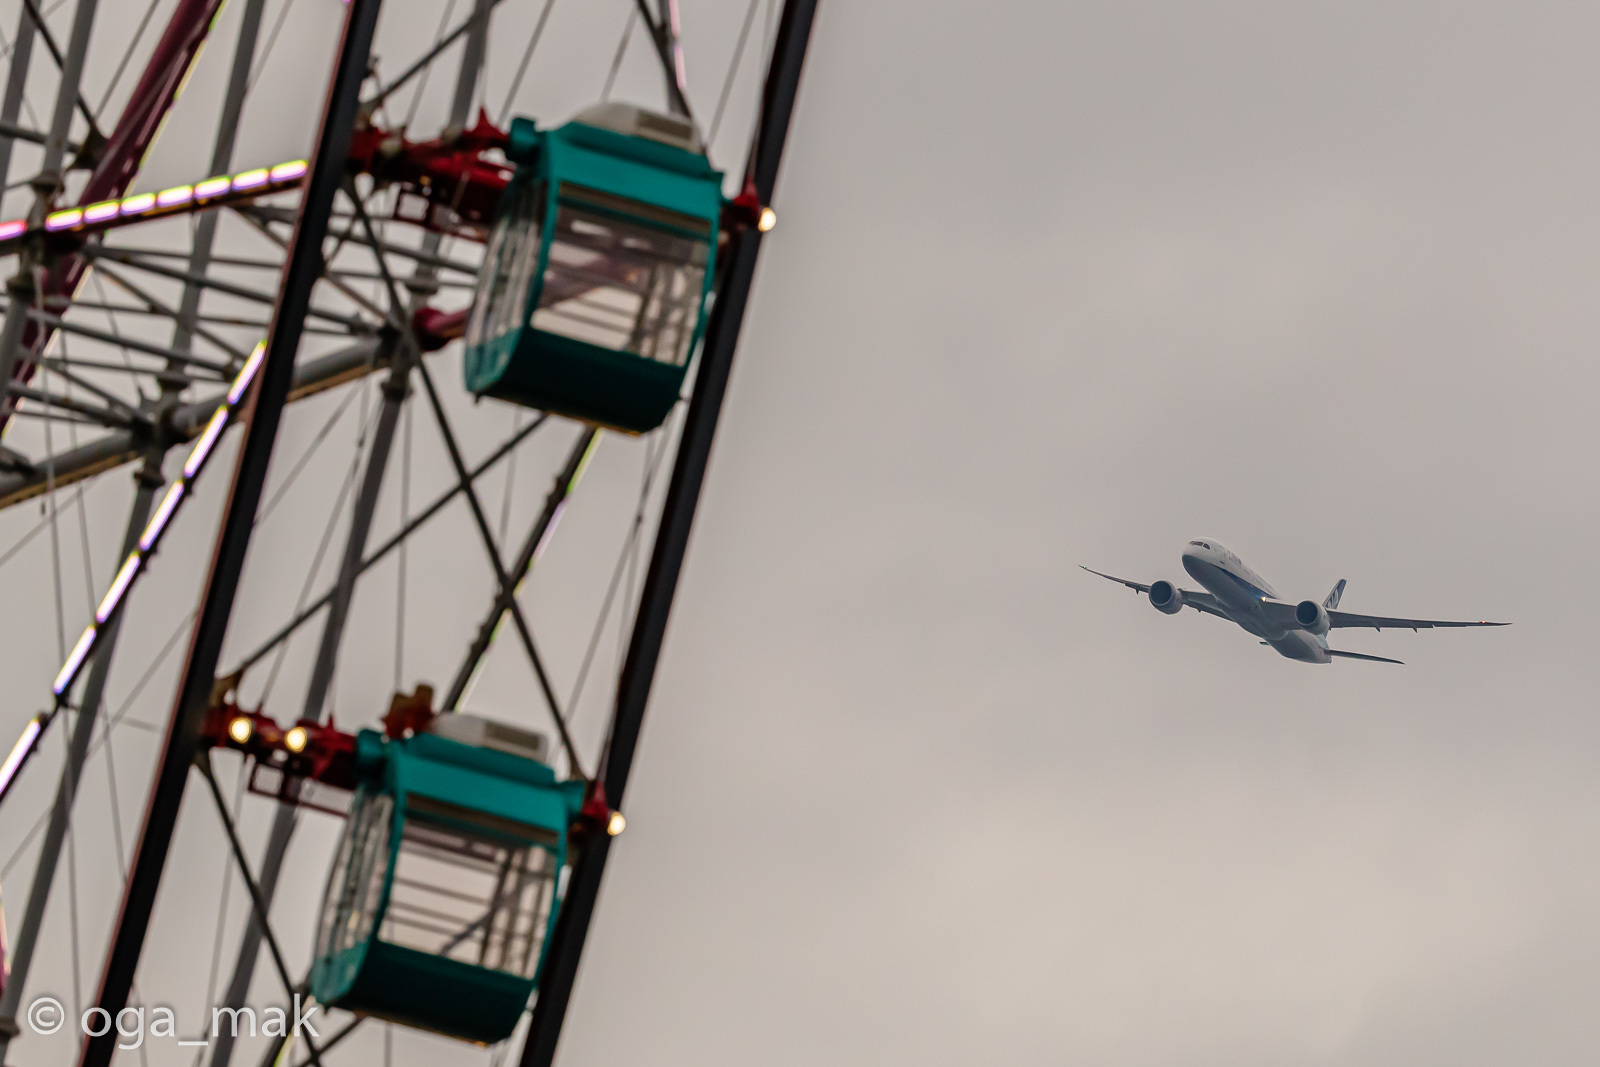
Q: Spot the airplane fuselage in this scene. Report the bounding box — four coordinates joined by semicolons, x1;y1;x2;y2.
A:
1180;540;1330;663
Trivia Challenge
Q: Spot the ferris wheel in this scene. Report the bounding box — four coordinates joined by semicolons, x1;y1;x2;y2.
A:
0;0;816;1063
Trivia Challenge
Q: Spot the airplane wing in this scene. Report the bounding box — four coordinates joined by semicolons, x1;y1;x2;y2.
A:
1079;566;1231;621
1257;596;1508;632
1325;609;1508;631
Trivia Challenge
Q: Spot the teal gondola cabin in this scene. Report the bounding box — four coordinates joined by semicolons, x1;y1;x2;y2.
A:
309;715;586;1044
462;102;725;434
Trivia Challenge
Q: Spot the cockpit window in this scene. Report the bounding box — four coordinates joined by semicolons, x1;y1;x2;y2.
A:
1189;541;1210;549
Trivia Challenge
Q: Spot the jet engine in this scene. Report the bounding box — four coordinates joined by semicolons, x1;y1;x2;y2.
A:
1295;599;1330;636
1149;580;1185;615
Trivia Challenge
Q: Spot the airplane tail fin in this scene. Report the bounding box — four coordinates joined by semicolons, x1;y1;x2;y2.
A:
1323;579;1346;610
1327;648;1403;665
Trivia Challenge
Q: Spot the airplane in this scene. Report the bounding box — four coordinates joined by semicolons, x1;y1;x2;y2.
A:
1083;539;1507;664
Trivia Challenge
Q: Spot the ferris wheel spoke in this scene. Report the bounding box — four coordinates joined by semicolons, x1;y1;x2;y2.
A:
195;752;329;1067
88;262;257;366
0;12;39;190
16;0;104;145
30;360;152;423
612;0;691;121
90;244;377;334
3;407;104;429
415;359;586;779
442;425;600;714
0;117;78;152
708;0;763;147
564;410;680;726
228;203;408;332
359;0;505;118
25;305;235;375
495;0;557;127
89;0;164;124
31;355;186;394
228;409;547;679
56;299;283;333
108;248;280;272
5;384;138;429
327;268;474;291
241;202;484;282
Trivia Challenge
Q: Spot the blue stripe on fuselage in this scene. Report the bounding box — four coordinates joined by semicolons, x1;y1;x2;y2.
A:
1183;556;1274;602
1213;566;1274;603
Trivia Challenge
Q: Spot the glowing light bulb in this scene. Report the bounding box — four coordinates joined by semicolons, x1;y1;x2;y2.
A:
53;625;96;695
231;168;269;191
45;209;83;231
757;207;777;232
284;726;308;753
228;716;253;744
0;716;43;798
606;811;626;836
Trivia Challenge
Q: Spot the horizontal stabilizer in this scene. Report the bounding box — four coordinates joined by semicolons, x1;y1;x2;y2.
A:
1327;649;1404;665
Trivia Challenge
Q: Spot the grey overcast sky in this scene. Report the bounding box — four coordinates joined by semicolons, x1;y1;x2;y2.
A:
1;1;1597;1065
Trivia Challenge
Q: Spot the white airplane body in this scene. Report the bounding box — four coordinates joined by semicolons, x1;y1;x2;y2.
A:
1084;539;1506;664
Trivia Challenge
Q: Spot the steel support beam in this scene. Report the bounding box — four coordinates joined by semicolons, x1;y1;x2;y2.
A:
195;753;327;1067
205;330;411;1067
633;0;691;119
34;0;97;201
172;0;270;358
655;0;690;117
444;426;599;711
78;2;383;1062
207;8;493;1061
0;7;38;193
0;337;381;509
0;0;97;418
517;2;818;1063
0;443;162;1058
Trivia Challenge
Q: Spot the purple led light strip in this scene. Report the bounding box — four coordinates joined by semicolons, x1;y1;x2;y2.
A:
0;716;43;803
0;341;269;808
6;157;311;247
